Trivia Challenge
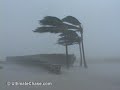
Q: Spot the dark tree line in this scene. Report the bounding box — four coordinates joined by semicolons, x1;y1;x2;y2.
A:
33;16;87;68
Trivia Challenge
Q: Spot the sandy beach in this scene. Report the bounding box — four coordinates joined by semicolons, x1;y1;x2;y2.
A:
0;60;120;90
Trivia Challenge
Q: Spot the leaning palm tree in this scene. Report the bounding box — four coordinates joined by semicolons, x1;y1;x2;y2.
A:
33;16;87;68
58;30;83;67
62;16;87;68
33;16;78;68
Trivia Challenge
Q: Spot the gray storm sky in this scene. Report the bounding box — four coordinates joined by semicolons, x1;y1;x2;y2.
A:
0;0;120;60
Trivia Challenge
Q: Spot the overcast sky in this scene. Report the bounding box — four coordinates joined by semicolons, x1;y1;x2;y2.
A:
0;0;120;60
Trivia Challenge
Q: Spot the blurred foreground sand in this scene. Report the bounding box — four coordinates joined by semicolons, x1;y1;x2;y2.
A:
0;61;120;90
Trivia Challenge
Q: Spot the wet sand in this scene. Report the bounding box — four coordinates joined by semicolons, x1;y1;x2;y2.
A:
0;61;120;90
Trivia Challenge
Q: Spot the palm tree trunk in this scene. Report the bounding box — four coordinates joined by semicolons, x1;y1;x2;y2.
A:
81;34;87;68
78;42;83;67
64;31;69;68
65;44;69;68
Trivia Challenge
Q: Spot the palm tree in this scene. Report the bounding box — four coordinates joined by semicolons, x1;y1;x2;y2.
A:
33;16;77;68
33;16;87;68
58;30;83;67
62;16;87;68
